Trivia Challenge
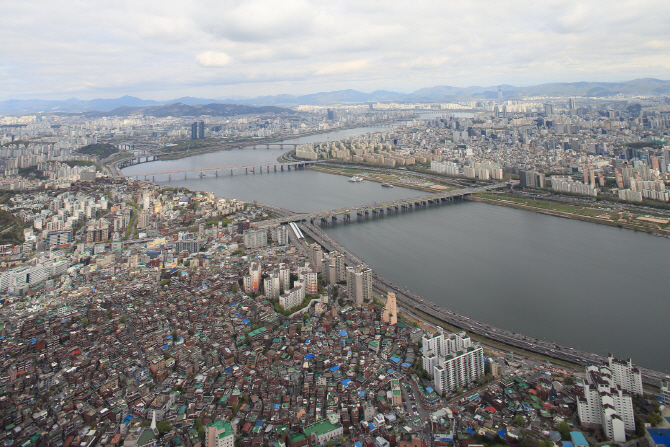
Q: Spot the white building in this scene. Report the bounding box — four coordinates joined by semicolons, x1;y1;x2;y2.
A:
243;229;267;248
279;282;305;311
205;419;234;447
263;273;280;300
271;226;290;246
278;263;290;293
422;330;484;395
577;364;636;443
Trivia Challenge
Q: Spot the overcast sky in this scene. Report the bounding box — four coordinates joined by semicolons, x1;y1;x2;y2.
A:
2;0;669;101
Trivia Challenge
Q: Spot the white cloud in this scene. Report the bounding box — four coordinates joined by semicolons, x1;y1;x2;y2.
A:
0;0;669;100
196;52;232;67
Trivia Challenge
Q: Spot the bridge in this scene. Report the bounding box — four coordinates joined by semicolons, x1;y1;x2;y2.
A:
254;184;507;228
119;160;323;180
113;143;303;173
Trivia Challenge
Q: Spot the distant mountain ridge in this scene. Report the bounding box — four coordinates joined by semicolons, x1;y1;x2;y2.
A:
2;78;669;115
84;103;292;118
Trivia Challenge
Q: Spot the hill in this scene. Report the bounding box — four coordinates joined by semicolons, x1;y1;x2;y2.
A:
87;103;293;118
76;143;119;159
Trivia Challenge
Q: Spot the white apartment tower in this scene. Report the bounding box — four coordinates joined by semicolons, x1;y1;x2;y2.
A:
263;273;280;299
422;330;484;395
577;364;635;443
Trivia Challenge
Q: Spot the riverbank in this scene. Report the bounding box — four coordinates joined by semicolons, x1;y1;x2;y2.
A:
108;119;405;175
307;163;457;193
470;193;670;237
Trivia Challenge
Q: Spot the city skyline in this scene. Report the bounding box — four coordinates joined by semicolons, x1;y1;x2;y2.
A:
2;0;670;101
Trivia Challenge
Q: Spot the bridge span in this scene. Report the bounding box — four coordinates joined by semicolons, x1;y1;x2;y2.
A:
254;184;506;228
119;160;323;179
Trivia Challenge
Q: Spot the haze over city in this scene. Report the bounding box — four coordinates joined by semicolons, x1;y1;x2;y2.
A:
2;0;670;100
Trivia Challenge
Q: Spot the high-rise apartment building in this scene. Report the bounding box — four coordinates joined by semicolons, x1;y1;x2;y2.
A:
381;292;398;325
346;264;372;306
308;243;324;273
326;251;345;284
422;330;484;395
263;273;280;299
577;362;637;442
243;229;267;249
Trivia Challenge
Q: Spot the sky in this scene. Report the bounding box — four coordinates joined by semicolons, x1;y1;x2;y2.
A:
1;0;669;101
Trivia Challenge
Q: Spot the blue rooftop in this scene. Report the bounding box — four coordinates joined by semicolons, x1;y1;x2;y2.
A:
466;428;474;435
305;354;314;359
570;432;588;447
426;387;434;393
562;442;574;447
339;330;347;336
330;365;339;371
390;356;400;363
342;379;351;386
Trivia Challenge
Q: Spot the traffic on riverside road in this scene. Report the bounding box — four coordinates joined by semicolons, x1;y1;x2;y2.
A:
274;205;668;388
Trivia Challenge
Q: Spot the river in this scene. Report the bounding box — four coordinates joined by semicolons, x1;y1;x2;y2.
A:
322;201;670;373
120;126;670;373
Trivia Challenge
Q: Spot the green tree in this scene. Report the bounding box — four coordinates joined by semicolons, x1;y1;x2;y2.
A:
81;318;89;328
157;420;172;434
120;315;126;324
172;330;178;344
196;418;205;440
514;415;525;426
232;285;238;293
558;421;570;441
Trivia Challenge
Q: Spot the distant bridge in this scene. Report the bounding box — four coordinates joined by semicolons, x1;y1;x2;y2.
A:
114;143;302;172
254;183;507;228
119;161;323;180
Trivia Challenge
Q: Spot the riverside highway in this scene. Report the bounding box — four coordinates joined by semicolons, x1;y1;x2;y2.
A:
259;200;668;388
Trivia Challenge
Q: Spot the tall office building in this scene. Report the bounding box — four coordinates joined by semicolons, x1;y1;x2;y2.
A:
568;98;576;110
381;292;398;325
346;264;372;306
497;86;503;105
191;122;198;140
544;104;553;116
198;121;205;139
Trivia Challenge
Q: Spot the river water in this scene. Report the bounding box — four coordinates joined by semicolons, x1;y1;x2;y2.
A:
121;126;670;373
322;201;670;373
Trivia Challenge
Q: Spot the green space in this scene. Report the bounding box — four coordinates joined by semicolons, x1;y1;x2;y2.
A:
0;209;25;246
77;143;119;158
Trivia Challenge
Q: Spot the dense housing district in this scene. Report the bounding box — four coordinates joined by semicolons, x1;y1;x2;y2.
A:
0;177;667;447
0;96;669;446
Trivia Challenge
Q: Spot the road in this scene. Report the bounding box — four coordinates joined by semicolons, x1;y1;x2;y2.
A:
288;210;668;388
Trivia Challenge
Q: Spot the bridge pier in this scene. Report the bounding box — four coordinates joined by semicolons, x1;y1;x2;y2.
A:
152;176;155;183
274;165;277;172
245;168;248;174
267;166;270;173
331;216;337;222
215;170;218;178
184;173;187;179
281;165;284;171
320;218;328;225
168;175;171;182
288;165;291;171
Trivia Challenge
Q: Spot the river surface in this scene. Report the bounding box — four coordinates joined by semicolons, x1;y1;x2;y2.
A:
322;201;670;373
121;126;669;373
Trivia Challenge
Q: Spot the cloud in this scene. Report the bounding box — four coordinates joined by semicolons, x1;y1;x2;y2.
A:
196;52;232;67
0;0;669;100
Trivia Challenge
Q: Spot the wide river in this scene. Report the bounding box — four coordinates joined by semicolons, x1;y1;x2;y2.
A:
122;125;670;373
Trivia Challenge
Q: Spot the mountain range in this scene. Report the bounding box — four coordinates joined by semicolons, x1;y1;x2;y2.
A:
2;78;669;116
